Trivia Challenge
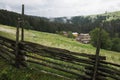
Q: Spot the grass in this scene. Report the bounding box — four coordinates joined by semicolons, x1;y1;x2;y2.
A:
0;24;120;64
0;24;120;80
0;58;68;80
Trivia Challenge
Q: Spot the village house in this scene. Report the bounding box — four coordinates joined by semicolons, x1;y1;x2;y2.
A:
62;31;68;37
72;32;79;37
76;33;91;44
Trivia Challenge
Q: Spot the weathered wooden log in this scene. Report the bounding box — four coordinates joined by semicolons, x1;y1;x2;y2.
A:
23;45;95;65
29;64;76;80
14;42;26;68
89;56;106;61
0;41;15;50
27;60;91;80
0;52;10;61
96;75;107;80
25;54;86;72
0;44;15;55
100;61;120;67
0;36;15;43
23;49;93;72
21;41;105;59
0;50;14;59
85;71;107;80
98;65;120;76
34;52;93;65
98;71;120;80
0;47;15;60
85;64;120;80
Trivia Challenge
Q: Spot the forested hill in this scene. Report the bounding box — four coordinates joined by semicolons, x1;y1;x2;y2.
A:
0;9;120;38
0;9;78;33
51;11;120;23
50;11;120;38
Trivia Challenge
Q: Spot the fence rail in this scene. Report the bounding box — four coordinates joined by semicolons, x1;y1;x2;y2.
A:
0;36;120;80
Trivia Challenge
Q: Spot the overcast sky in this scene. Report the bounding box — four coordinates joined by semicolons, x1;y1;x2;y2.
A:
0;0;120;18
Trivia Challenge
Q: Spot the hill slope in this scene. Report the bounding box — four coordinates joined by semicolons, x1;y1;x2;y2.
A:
85;11;120;21
51;11;120;23
0;24;120;64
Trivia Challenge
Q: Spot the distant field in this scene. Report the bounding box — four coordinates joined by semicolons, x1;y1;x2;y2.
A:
0;24;120;64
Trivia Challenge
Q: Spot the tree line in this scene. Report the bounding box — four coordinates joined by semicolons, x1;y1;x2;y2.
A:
0;9;120;52
0;9;120;38
0;9;79;33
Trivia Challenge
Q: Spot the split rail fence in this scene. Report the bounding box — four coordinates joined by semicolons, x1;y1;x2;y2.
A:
0;36;120;80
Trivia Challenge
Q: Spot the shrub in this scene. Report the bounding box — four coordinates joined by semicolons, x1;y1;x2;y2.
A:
111;38;120;52
90;28;112;50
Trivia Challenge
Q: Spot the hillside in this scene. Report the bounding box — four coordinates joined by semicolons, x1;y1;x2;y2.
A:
51;11;120;23
0;9;120;36
86;11;120;21
0;24;120;64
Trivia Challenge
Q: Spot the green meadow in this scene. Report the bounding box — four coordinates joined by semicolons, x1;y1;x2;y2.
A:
0;24;120;80
0;24;120;64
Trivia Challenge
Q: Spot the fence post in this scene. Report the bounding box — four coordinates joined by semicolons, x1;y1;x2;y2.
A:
15;4;26;68
21;4;24;41
92;26;102;80
15;18;20;68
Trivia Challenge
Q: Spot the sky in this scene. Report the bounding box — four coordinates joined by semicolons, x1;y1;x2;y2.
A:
0;0;120;18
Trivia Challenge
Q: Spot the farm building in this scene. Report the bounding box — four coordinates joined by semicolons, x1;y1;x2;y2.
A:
76;33;91;44
72;32;79;37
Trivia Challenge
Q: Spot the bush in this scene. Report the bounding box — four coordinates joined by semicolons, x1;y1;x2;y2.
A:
111;38;120;52
57;31;75;38
67;31;75;38
90;28;112;50
0;73;10;80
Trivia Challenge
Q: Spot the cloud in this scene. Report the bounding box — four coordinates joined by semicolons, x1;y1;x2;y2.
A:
0;0;120;17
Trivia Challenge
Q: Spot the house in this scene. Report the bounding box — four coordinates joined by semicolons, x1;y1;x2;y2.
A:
76;33;91;44
62;31;68;37
72;32;79;37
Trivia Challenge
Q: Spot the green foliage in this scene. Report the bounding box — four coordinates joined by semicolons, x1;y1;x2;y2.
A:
90;28;112;50
57;31;75;38
24;21;32;30
0;9;80;33
0;9;120;38
111;38;120;52
90;28;120;52
67;31;75;38
0;58;67;80
57;31;65;35
0;24;120;64
0;71;10;80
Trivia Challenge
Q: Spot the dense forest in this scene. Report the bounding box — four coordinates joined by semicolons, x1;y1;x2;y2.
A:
0;9;78;33
0;9;120;38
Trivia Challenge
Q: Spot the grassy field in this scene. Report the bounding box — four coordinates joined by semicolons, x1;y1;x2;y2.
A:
0;24;120;64
0;57;69;80
0;24;120;80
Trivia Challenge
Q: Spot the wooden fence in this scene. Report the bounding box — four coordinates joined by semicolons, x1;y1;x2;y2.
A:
0;36;120;80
